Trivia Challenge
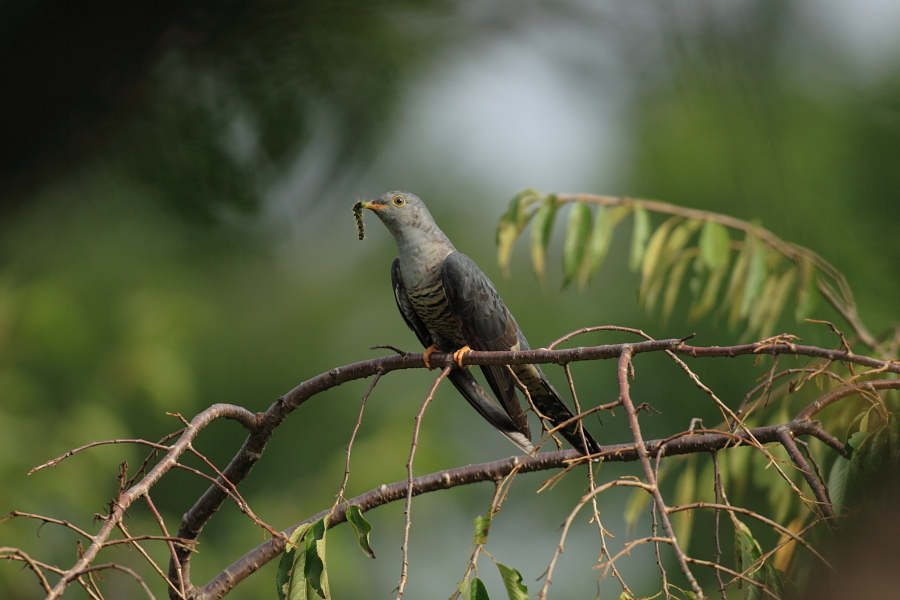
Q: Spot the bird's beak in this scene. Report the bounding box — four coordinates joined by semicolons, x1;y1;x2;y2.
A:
361;202;385;211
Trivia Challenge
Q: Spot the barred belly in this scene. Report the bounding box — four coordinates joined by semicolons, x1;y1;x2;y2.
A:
407;277;466;348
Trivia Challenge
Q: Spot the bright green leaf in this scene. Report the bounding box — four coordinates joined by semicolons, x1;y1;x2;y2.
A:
629;206;651;272
495;562;529;600
699;220;731;269
740;240;769;319
346;505;375;559
529;195;558;284
304;518;329;599
723;235;752;328
456;579;471;600
689;258;729;322
827;456;850;514
662;250;695;322
497;189;542;276
759;267;797;338
640;216;681;282
473;515;491;545
471;577;491;600
277;523;314;600
577;205;617;289
562;202;592;288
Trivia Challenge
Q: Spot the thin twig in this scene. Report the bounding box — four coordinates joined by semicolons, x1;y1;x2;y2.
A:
396;365;451;599
617;346;704;598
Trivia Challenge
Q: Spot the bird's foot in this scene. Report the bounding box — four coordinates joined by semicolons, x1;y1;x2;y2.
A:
422;345;440;369
453;345;472;368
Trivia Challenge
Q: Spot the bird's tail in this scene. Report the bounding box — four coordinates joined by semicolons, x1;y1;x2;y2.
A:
448;369;534;453
522;366;601;457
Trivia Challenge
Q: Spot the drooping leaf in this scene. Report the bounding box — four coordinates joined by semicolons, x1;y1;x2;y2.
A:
689;257;730;322
471;577;491;600
723;234;753;328
629;206;651;272
277;523;314;600
304;518;329;599
662;250;696;322
577;205;630;289
473;515;491;545
759;267;797;338
740;240;769;320
346;505;375;559
497;189;542;276
562;202;593;288
495;562;529;600
827;456;850;514
640;216;681;283
699;220;731;269
529;195;558;285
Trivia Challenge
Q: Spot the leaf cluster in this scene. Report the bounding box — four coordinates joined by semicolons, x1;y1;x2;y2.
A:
496;191;873;341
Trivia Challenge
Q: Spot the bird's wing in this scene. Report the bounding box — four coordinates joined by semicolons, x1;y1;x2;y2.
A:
442;253;601;456
391;258;432;348
391;258;532;453
440;252;530;437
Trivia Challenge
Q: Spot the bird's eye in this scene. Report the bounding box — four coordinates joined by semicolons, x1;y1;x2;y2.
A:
392;195;406;207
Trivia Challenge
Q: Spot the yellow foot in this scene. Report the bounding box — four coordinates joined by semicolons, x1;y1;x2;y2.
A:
453;345;472;368
422;345;440;369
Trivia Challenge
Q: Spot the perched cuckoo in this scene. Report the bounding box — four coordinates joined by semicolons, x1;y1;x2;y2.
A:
359;191;600;456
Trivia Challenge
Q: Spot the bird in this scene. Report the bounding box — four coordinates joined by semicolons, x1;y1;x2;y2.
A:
358;190;600;456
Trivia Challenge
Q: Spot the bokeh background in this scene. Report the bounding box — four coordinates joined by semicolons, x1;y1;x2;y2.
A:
2;1;899;598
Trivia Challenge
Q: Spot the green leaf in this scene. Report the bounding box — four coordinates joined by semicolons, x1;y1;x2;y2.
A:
562;202;592;288
473;515;491;545
346;505;375;559
495;563;529;600
471;577;491;600
497;189;542;276
456;579;472;600
723;235;752;328
277;523;314;600
529;195;558;285
699;220;731;269
629;206;651;272
759;267;797;338
304;518;329;599
662;250;695;322
734;519;763;589
577;205;628;289
827;457;850;514
740;240;769;320
688;258;729;322
848;430;870;451
640;216;681;282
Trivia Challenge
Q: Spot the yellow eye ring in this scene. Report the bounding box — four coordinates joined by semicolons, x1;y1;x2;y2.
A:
392;195;405;207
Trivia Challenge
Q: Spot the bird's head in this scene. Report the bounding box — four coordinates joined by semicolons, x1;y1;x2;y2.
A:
359;191;440;241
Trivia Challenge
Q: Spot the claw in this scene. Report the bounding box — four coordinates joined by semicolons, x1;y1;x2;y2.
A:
453;345;472;368
422;345;439;369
